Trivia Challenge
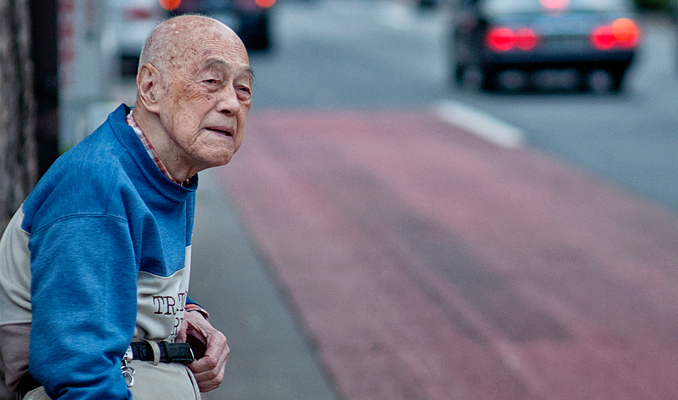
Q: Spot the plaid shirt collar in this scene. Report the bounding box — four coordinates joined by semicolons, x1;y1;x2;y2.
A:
127;109;189;187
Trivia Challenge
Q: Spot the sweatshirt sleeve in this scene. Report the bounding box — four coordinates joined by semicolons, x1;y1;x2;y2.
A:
29;215;137;400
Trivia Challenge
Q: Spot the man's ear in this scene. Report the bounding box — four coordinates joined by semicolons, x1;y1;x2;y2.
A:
137;63;162;113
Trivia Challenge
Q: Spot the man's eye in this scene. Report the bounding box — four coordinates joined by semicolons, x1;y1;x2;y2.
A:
203;79;220;87
237;86;252;100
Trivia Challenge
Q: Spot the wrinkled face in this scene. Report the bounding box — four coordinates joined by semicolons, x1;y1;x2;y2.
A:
156;20;252;170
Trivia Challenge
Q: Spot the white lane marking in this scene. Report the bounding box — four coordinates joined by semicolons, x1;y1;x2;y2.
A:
435;100;525;149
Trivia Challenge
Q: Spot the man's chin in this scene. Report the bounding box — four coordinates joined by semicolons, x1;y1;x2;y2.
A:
205;152;235;169
192;144;239;171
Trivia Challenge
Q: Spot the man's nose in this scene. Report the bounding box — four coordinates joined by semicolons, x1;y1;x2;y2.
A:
216;85;241;115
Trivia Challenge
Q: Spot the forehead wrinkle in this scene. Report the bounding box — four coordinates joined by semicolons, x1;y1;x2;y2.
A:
202;58;229;71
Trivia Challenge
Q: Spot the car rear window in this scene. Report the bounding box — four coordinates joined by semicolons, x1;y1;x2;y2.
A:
483;0;632;14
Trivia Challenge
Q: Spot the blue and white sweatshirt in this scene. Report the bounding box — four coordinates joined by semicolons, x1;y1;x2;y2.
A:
0;104;198;399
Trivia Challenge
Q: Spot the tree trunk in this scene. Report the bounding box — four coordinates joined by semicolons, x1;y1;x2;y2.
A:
0;0;38;232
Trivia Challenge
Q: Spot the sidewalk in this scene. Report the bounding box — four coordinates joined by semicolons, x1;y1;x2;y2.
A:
189;167;339;400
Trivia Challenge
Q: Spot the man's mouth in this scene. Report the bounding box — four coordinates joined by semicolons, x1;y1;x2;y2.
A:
206;126;234;137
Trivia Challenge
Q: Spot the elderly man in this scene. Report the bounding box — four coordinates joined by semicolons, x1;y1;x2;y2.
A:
0;15;252;400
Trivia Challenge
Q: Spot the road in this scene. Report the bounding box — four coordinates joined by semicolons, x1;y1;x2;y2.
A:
216;109;678;399
184;1;678;399
249;0;678;212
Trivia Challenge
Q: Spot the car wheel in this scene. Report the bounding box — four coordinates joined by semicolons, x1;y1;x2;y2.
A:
481;68;500;92
498;70;528;92
454;65;484;91
586;69;624;94
610;71;626;93
575;70;590;92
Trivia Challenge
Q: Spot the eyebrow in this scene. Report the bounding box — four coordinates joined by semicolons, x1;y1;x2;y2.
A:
243;67;255;82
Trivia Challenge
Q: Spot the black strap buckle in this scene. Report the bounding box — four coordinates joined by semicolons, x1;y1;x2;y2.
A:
130;341;195;364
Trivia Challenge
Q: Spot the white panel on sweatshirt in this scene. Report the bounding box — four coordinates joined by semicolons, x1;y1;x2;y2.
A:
134;246;192;342
0;207;33;326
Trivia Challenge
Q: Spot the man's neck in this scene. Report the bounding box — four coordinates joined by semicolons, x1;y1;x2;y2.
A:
130;105;195;185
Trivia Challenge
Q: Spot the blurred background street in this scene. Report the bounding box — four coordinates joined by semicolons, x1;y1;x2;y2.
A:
112;0;678;212
244;0;678;212
27;0;678;398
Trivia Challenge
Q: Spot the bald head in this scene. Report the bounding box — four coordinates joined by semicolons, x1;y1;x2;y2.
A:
138;15;246;75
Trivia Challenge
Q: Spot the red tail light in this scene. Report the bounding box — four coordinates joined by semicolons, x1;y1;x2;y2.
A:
486;27;538;52
613;18;640;47
486;27;514;52
255;0;276;8
591;18;639;50
515;28;538;50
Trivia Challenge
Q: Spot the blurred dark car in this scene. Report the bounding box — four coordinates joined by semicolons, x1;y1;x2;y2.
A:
174;0;275;51
451;0;641;92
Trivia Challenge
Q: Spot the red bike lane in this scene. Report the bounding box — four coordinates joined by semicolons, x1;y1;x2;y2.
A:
218;109;678;400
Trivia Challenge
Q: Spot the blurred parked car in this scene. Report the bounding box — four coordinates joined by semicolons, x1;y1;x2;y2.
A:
174;0;275;51
104;0;166;77
451;0;641;92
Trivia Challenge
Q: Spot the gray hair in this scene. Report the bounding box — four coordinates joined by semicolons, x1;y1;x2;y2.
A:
137;20;171;74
